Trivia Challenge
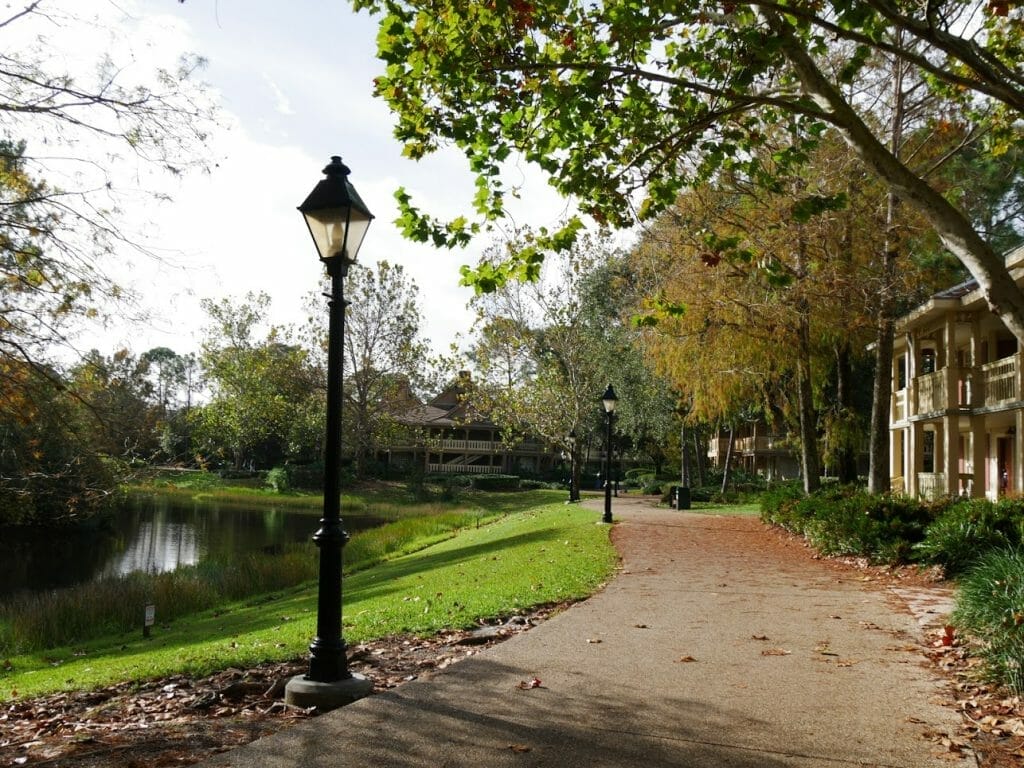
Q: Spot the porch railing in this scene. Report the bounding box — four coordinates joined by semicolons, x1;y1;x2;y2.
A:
915;370;947;414
426;463;501;474
981;355;1018;406
917;472;947;500
438;439;495;451
734;436;787;453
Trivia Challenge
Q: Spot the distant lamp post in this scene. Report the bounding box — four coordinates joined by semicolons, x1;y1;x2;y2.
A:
601;384;618;523
568;429;579;503
285;156;374;710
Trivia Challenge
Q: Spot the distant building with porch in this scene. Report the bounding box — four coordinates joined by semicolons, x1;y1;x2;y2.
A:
385;372;558;476
707;420;801;481
889;244;1024;499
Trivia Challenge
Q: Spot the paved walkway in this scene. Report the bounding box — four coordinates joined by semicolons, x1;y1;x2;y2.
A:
203;497;970;767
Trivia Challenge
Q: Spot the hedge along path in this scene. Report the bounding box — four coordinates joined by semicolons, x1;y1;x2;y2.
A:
1;502;618;700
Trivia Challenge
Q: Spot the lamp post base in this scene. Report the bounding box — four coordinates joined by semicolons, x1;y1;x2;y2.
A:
284;673;372;711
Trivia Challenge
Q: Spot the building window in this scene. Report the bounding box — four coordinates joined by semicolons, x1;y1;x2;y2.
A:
897;358;906;390
923;430;935;473
921;349;936;375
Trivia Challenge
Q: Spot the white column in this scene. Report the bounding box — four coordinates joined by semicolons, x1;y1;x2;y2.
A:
970;415;986;499
943;416;959;495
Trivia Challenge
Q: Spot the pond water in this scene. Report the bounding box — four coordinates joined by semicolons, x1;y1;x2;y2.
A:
0;494;385;598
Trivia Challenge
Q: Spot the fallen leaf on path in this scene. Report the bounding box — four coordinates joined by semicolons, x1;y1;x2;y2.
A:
836;660;857;667
751;634;769;641
676;656;697;663
938;625;955;647
515;677;543;690
586;638;602;644
633;624;648;629
761;648;791;656
507;744;532;753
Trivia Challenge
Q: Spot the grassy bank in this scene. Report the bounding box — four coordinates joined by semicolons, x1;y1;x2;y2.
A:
0;490;560;654
1;498;616;700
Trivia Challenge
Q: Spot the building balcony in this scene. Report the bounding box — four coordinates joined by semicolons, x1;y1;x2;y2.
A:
426;463;502;474
734;435;788;454
893;351;1023;421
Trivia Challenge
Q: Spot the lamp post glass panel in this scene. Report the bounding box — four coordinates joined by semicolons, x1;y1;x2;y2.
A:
601;385;618;523
295;156;373;692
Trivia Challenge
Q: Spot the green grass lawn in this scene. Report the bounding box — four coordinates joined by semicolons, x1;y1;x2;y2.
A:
1;499;617;700
685;501;762;516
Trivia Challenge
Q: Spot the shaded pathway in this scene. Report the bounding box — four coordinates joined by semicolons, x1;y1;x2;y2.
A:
203;498;970;767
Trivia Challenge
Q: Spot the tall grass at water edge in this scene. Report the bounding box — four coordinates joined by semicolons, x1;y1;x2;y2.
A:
0;500;503;655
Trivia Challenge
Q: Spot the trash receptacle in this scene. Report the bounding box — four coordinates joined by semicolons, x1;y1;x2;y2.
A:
676;486;691;510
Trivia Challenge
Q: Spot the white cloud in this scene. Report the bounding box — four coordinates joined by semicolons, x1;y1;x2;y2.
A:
262;74;295;116
19;0;603;363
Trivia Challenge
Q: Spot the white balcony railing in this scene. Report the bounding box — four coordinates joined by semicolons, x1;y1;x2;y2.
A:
438;439;495;451
981;355;1018;406
734;436;787;453
427;463;501;474
917;472;947;500
916;370;947;414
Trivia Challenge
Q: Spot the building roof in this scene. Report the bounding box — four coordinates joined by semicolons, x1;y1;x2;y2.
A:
395;372;497;429
894;244;1024;333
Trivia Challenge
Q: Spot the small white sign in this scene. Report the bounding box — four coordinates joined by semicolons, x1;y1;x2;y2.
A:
144;604;156;627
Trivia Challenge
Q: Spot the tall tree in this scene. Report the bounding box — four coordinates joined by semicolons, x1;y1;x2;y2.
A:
0;359;116;526
356;0;1024;340
631;132;956;493
69;349;160;461
471;231;673;496
194;293;321;470
0;3;212;515
304;260;429;478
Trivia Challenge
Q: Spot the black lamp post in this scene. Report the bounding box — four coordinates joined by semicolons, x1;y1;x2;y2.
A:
601;384;618;523
285;156;374;710
568;429;579;503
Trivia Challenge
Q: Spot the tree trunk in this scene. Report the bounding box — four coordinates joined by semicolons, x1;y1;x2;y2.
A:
835;343;859;484
868;42;905;496
795;230;821;495
681;418;691;487
797;340;820;494
721;422;735;495
693;428;705;487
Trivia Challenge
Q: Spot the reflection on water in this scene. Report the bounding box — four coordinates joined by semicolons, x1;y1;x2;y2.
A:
0;494;383;597
102;517;200;577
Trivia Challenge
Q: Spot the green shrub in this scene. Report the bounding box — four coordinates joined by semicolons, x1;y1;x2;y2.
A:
642;481;665;495
472;474;521;492
520;479;548;490
265;466;290;493
915;498;1024;576
624;468;656;487
953;546;1024;695
760;484;936;564
284;462;323;491
759;481;809;530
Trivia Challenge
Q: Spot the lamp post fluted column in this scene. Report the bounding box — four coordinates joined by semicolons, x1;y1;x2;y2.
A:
307;255;351;682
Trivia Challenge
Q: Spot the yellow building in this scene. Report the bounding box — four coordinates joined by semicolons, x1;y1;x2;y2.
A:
890;245;1024;499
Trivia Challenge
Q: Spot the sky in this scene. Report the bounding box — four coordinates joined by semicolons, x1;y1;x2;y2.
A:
18;0;582;359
